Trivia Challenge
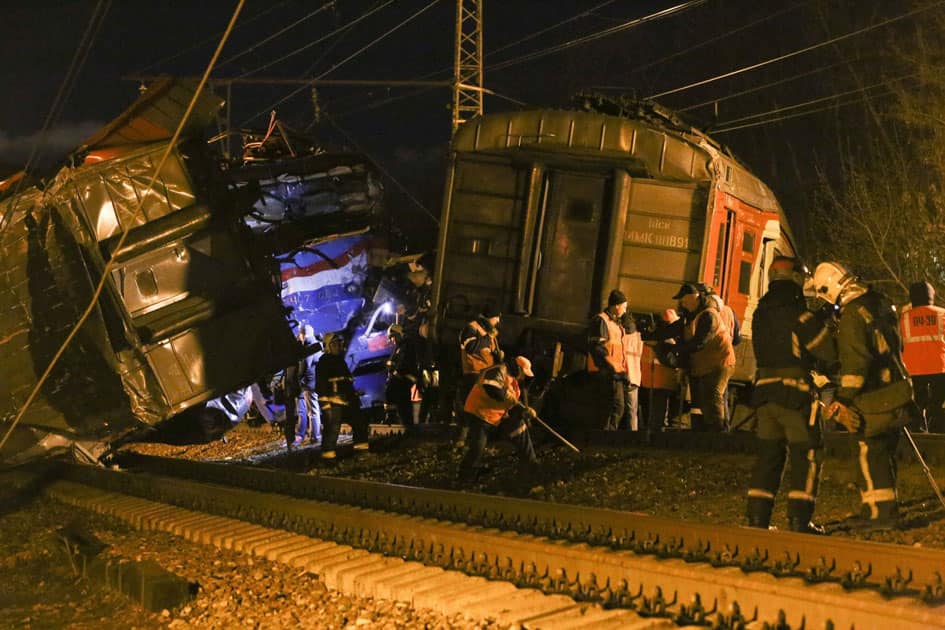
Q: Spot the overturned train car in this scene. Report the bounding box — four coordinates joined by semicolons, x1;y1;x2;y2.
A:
432;99;796;384
0;80;379;464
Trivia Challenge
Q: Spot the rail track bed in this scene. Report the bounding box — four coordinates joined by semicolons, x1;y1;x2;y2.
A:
33;456;945;628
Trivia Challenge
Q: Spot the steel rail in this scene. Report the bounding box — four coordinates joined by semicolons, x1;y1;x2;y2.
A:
47;462;945;629
113;454;945;594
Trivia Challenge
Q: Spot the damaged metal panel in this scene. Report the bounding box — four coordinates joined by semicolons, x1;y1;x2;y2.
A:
0;80;304;462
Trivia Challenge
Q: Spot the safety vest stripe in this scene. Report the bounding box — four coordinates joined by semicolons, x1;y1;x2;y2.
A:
755;377;810;391
903;333;945;343
787;490;815;502
840;374;865;388
861;488;897;503
509;422;527;438
805;327;829;351
747;488;775;500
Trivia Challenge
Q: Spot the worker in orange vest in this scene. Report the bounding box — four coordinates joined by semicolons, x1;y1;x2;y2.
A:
640;309;682;431
900;281;945;432
457;356;539;484
453;304;503;447
587;290;629;430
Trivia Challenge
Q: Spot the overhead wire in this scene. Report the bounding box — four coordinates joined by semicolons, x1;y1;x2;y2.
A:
240;0;438;126
132;0;293;75
677;59;851;112
0;0;111;232
711;74;915;128
647;0;945;100
627;0;814;78
321;112;439;225
488;0;708;72
237;0;395;79
712;87;901;134
216;0;335;70
489;0;620;59
0;0;248;454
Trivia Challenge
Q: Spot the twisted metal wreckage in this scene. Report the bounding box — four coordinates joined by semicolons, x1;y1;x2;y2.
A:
0;79;406;465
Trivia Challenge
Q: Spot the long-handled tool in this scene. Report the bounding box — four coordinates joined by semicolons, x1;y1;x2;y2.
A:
515;401;581;453
902;426;945;512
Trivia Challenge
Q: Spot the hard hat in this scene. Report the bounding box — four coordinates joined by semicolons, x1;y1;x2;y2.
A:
768;256;807;286
387;324;404;339
811;262;856;305
707;294;724;310
514;356;534;377
660;309;680;324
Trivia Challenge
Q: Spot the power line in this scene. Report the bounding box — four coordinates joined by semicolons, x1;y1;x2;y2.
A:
713;87;902;134
713;74;913;128
647;1;945;100
132;0;294;75
321;112;439;225
489;0;619;59
628;0;814;78
489;0;708;72
678;59;852;112
0;0;111;232
240;0;438;126
0;0;248;454
237;0;395;79
217;1;335;70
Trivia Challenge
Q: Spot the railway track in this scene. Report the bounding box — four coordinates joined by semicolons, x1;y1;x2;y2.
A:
29;456;945;628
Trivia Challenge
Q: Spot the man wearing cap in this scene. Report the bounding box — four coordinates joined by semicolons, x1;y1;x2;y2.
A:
454;304;504;446
665;282;736;431
457;355;540;484
640;309;682;431
385;324;418;432
587;289;630;430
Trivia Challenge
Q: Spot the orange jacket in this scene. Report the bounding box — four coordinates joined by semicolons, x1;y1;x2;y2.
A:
587;311;628;375
901;304;945;375
464;364;520;426
684;308;736;377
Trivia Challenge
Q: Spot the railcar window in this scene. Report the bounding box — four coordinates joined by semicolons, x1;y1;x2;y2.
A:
135;269;159;298
566;198;595;223
743;230;755;253
738;261;752;294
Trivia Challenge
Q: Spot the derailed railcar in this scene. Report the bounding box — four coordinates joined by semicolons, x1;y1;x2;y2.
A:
432;98;796;385
0;80;303;463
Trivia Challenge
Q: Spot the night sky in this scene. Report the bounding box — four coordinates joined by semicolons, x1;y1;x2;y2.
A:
0;0;928;248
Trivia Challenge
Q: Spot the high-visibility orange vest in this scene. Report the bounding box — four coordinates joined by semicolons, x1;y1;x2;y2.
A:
460;320;499;374
587;312;628;374
464;365;520;426
900;304;945;375
640;344;679;390
685;308;736;377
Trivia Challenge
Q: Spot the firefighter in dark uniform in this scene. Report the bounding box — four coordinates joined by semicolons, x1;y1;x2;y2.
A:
746;257;838;534
385;324;417;432
454;305;503;446
316;333;370;460
457;356;539;484
588;290;629;430
815;262;918;531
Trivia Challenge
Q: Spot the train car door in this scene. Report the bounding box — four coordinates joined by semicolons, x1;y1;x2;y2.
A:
531;171;609;323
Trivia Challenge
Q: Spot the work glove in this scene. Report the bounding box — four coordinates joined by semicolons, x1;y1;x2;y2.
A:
825;401;862;432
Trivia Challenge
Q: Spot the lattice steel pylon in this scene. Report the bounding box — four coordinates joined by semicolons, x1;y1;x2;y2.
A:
452;0;483;134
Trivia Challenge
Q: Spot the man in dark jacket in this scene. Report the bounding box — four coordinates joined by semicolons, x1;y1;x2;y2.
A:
746;257;838;534
661;283;736;431
316;332;370;460
294;325;323;445
587;289;629;430
385;324;417;432
815;262;918;531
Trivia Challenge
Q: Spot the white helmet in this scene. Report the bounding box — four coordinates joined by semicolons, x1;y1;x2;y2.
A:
811;262;856;305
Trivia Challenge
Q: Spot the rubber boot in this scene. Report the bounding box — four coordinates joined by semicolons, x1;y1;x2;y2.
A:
787;499;825;535
746;496;773;529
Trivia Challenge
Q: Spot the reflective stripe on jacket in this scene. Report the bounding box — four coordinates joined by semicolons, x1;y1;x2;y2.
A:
640;343;679;390
685;307;736;377
900;304;945;375
587;311;628;374
464;364;520;426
